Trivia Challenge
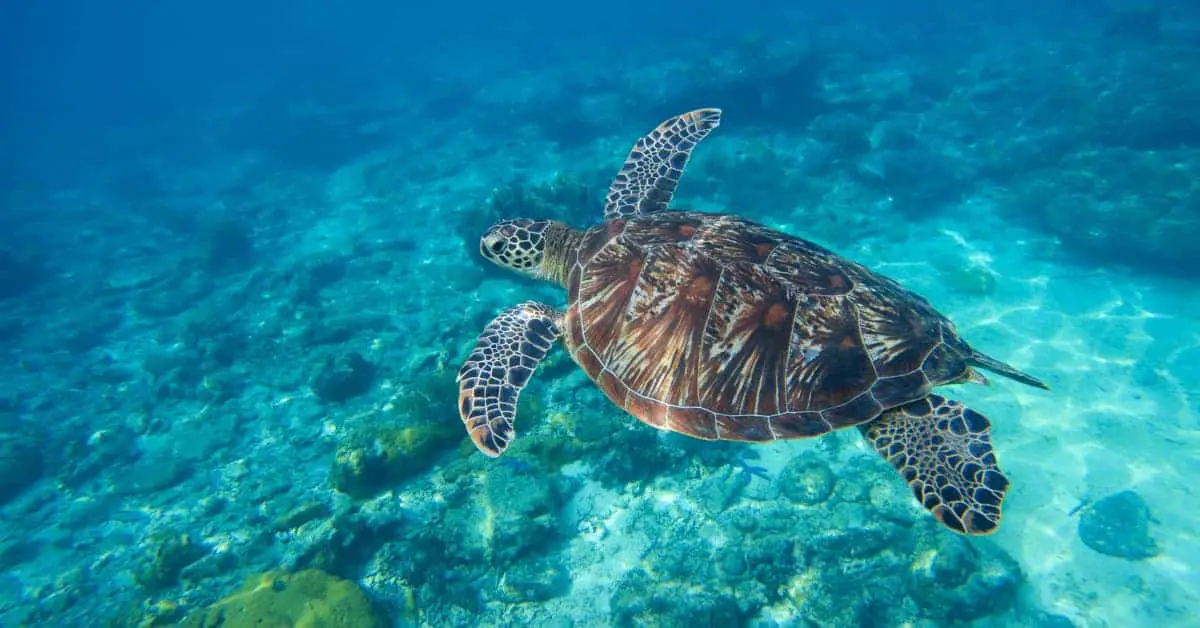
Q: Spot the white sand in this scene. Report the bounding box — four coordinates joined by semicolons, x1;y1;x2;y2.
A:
866;200;1200;627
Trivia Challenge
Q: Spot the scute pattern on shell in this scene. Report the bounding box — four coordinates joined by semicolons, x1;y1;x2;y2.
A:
564;211;972;442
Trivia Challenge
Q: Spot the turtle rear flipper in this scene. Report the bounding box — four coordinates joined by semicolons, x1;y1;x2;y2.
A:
457;302;563;457
860;395;1008;535
969;350;1049;390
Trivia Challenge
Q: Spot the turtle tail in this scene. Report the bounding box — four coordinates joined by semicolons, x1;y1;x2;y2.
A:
968;351;1050;390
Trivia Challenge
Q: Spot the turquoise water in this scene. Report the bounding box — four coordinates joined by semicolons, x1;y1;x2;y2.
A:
1;2;1198;626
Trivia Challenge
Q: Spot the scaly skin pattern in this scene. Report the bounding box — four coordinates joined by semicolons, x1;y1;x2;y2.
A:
457;302;563;457
860;394;1008;535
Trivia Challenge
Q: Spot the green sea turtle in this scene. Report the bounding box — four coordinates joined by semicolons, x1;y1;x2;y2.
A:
457;109;1048;535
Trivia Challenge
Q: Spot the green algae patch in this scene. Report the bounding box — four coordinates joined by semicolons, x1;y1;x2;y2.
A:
331;419;462;499
133;532;208;591
180;569;380;628
329;370;471;498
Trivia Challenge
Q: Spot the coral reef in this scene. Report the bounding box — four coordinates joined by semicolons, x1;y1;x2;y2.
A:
457;173;605;252
433;460;564;567
1011;148;1200;274
179;569;381;627
3;6;1197;626
330;371;464;498
311;352;377;404
56;425;141;491
497;555;571;603
908;534;1023;623
0;247;45;300
778;454;837;506
202;218;256;275
330;421;460;498
133;531;209;591
0;430;43;505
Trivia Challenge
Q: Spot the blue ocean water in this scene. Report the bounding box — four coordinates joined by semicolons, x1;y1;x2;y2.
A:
1;1;1198;625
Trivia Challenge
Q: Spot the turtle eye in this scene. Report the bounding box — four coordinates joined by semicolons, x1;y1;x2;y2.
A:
490;240;506;254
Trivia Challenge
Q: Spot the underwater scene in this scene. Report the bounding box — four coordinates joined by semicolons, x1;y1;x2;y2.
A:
1;1;1198;626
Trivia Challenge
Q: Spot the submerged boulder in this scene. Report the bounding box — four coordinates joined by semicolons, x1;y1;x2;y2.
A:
778;454;836;506
1078;490;1159;560
0;248;44;300
0;433;43;505
311;352;377;403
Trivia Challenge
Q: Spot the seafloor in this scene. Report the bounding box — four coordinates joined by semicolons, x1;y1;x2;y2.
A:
1;8;1198;628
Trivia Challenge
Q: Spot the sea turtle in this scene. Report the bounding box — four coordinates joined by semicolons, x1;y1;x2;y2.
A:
457;109;1048;535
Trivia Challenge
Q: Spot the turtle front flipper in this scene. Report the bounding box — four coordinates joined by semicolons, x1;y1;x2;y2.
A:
603;108;721;222
457;302;564;457
859;395;1009;535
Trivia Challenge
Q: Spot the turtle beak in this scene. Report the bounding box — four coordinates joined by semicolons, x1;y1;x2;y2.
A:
480;235;505;261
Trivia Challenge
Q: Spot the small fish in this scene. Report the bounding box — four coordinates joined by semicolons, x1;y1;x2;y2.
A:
498;458;535;474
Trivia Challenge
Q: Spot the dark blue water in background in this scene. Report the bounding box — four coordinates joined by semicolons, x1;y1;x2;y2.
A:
1;1;1197;625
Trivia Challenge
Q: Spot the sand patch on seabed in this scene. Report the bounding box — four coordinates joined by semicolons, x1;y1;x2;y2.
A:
880;216;1200;627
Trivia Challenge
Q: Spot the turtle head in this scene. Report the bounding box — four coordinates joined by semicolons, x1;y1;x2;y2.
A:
480;219;552;277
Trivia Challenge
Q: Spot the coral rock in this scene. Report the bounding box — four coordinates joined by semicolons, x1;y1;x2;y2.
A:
180;569;380;628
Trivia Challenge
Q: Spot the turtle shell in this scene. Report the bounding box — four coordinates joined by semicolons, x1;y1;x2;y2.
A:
562;211;975;441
